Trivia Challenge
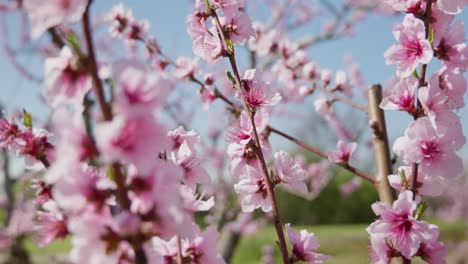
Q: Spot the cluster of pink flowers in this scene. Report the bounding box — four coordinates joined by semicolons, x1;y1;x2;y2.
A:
0;0;465;263
0;113;53;169
186;1;333;262
368;1;467;263
0;1;235;263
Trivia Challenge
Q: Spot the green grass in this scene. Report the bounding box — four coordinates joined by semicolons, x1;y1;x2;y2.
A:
24;237;71;256
233;221;467;264
14;221;466;263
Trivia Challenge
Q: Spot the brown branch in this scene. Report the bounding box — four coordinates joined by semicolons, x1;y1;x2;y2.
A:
81;2;146;263
209;10;291;262
249;112;290;264
176;235;183;264
410;0;434;200
367;85;395;205
1;149;14;225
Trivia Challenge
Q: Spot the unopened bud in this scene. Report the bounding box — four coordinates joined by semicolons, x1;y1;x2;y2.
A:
204;73;215;85
369;119;379;131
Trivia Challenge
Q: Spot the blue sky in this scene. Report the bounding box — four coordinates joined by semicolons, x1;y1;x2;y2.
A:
1;1;467;158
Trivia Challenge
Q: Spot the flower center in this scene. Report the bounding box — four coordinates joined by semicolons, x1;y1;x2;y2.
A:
420;140;440;159
256;179;268;199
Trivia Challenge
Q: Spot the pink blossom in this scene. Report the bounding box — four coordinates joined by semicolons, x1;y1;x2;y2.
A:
345;56;367;97
24;0;87;38
225;110;268;145
192;28;224;61
417;239;447;264
151;235;177;261
387;166;443;196
433;21;468;70
186;12;209;39
437;0;465;14
52;166;115;212
196;0;245;19
107;4;134;38
45;110;98;184
367;191;440;259
68;212;129;264
328;140;357;164
14;128;54;169
380;77;418;112
227;142;262;178
234;165;271;212
274;151;308;194
314;95;332;118
418;74;450;118
227;127;271;179
179;185;215;212
221;12;255;45
285;224;331;263
369;234;395;264
126;163;182;213
34;201;68;247
384;0;421;13
113;59;172;114
96;113;169;174
114;211;141;236
240;69;282;110
303;61;319;80
0;116;20;148
430;5;454;37
320;69;333;85
438;66;466;109
248;26;281;57
125;19;150;41
43;47;92;108
30;179;53;205
340;177;361;196
393;116;464;178
384;14;433;77
171;141;211;188
200;87;217;109
168;126;200;150
153;227;226;264
173;56;199;79
334;70;352;97
127;164;196;238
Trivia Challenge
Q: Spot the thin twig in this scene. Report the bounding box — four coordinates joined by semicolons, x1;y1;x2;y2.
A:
410;0;434;200
210;10;291;263
319;85;368;113
267;126;375;184
176;235;183;264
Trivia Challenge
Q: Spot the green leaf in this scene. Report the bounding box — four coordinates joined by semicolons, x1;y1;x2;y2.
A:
412;70;419;79
400;169;408;190
428;26;434;44
225;38;234;53
415;201;427;220
205;0;212;10
65;32;83;57
22;109;32;128
106;167;115;181
226;71;236;84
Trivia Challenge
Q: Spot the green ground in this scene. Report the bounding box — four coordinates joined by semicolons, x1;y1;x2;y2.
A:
17;221;467;263
232;221;467;264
